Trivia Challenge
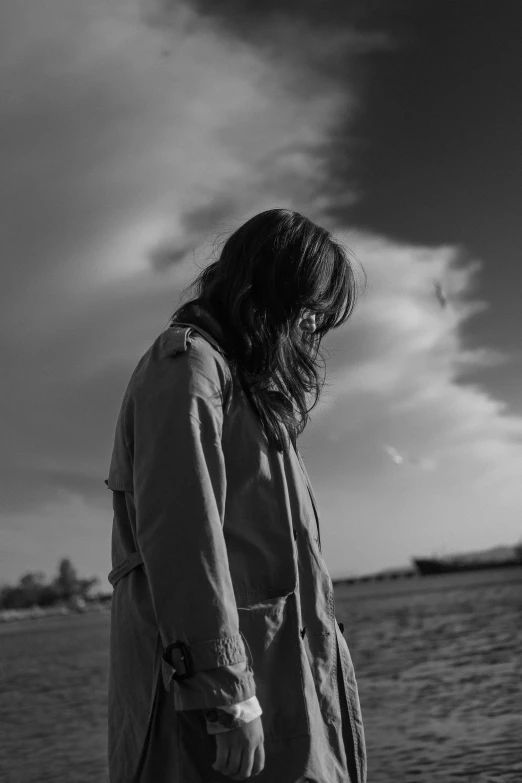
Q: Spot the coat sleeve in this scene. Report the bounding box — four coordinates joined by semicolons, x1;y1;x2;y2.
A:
132;339;256;711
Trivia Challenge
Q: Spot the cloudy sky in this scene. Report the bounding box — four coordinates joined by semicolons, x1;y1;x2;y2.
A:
1;0;521;586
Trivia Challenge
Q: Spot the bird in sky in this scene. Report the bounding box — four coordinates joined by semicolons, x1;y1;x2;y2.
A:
433;280;448;309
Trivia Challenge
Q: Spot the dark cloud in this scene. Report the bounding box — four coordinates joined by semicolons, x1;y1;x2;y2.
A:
149;196;240;270
182;197;239;236
38;469;110;508
149;243;192;271
151;0;391;83
0;468;108;521
325;0;522;394
150;0;379;39
0;337;133;515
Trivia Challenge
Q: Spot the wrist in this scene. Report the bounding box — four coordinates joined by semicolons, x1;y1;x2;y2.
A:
204;695;262;734
204;707;244;733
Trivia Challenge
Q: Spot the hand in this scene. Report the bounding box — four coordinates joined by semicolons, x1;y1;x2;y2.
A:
211;716;265;780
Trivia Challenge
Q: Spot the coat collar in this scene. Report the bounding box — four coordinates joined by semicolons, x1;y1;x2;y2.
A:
169;299;232;359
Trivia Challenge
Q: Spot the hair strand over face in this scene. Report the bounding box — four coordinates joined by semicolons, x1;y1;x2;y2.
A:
172;208;366;452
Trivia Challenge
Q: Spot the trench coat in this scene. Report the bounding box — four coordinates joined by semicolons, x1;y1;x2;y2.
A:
106;306;367;783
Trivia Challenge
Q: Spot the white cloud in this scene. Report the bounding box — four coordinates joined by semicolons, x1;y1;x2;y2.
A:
300;232;522;574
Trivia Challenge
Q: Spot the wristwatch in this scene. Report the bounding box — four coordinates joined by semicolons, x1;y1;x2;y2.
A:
204;707;243;730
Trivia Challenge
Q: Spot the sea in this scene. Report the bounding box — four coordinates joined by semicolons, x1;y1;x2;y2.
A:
0;567;520;782
336;567;522;783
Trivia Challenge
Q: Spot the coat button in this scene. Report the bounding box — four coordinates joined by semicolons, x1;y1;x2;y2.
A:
300;626;307;639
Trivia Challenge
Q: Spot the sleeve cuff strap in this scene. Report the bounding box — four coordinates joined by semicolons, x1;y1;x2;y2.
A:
164;633;248;675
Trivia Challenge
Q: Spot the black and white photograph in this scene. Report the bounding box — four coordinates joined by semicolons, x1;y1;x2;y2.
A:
1;2;521;782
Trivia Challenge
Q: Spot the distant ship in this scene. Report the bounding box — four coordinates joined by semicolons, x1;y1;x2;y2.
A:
413;545;522;576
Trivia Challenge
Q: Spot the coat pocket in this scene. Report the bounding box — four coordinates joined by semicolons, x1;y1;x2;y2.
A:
237;591;310;743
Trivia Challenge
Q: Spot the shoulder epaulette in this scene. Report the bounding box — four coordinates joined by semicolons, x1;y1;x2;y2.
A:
172;321;228;358
164;326;193;355
161;321;228;358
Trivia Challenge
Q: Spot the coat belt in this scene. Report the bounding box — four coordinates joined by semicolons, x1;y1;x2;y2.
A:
108;551;144;587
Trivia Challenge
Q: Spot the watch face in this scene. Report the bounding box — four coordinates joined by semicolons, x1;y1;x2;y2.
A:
205;708;242;729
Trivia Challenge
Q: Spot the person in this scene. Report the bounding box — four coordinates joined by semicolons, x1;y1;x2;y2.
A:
106;208;367;782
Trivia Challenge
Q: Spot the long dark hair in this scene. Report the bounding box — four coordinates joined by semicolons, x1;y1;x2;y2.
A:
172;208;365;452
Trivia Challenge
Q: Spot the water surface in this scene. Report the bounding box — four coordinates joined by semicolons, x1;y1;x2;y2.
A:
0;568;520;781
336;568;522;782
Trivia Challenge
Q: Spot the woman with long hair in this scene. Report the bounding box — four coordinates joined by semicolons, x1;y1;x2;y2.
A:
106;208;367;782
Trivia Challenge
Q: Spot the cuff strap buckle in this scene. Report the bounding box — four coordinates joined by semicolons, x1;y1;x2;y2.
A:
162;641;192;680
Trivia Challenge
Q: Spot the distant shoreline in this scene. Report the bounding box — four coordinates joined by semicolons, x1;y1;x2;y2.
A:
0;599;111;625
334;560;522;586
3;544;521;620
334;544;522;585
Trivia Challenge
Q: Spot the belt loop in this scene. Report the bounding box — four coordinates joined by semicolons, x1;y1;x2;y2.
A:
108;551;144;587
